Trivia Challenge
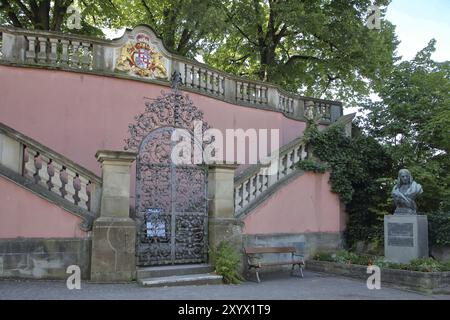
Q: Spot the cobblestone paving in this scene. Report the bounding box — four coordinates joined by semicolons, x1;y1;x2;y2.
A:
0;271;448;300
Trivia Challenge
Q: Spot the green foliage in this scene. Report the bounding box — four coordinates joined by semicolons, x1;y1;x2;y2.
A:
296;159;328;173
203;0;398;105
314;251;450;272
428;211;450;247
302;123;392;247
314;250;375;265
209;242;243;284
361;40;450;214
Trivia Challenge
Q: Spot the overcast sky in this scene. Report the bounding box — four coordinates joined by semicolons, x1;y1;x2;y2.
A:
386;0;449;62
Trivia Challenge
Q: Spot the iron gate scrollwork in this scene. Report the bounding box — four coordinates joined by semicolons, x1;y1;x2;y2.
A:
125;86;211;266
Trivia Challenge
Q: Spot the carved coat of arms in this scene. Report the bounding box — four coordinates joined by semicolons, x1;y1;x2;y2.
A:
116;33;167;79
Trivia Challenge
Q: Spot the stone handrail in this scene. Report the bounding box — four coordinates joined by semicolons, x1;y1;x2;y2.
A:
0;122;102;219
0;25;342;123
234;136;307;216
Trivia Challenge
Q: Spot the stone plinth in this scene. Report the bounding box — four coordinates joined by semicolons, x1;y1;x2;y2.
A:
384;215;429;264
91;150;137;282
90;217;136;282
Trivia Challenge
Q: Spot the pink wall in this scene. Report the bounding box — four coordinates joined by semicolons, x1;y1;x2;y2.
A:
0;176;87;238
243;172;346;234
0;65;307;203
0;65;305;174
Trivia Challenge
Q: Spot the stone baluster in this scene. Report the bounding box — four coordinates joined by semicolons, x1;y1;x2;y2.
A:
263;87;268;104
77;174;90;210
71;41;80;68
24;147;38;180
50;161;64;196
196;68;201;88
236;82;243;100
49;38;58;64
242;180;250;208
26;36;37;62
189;65;196;87
248;175;256;202
82;42;91;69
206;71;212;93
293;145;301;163
37;154;51;189
202;70;208;91
254;174;262;198
262;173;269;191
267;157;280;187
235;186;242;212
243;83;250;102
286;150;294;174
64;167;77;203
60;39;69;66
212;74;219;95
37;37;47;63
220;77;225;96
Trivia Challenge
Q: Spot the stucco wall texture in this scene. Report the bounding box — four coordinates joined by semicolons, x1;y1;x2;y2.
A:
0;176;87;238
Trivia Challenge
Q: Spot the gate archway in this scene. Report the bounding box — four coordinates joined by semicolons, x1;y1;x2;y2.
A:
125;88;211;266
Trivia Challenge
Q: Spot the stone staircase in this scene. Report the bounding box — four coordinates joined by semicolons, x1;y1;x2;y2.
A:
137;264;223;287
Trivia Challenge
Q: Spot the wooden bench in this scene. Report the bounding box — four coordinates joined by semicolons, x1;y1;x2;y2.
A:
243;246;305;283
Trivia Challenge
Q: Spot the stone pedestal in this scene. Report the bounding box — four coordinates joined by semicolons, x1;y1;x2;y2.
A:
384;215;429;264
90;150;137;282
207;164;244;272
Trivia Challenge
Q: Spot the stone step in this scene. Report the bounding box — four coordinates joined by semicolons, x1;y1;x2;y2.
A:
137;264;215;279
138;273;223;287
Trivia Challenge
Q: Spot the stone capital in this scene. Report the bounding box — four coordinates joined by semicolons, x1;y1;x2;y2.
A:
95;150;137;164
208;163;240;170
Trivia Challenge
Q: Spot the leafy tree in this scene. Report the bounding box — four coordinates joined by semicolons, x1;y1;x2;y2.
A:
0;0;117;36
202;0;398;105
105;0;226;58
361;39;450;214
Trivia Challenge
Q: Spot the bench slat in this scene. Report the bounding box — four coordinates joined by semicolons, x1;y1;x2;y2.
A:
244;246;297;254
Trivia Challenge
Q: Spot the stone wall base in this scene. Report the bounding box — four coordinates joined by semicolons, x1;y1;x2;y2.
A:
0;238;91;279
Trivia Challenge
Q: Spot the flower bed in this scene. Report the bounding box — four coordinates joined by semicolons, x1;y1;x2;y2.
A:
307;251;450;294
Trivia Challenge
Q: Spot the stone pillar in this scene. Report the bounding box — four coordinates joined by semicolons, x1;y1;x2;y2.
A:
384;215;429;264
90;150;137;282
207;164;244;272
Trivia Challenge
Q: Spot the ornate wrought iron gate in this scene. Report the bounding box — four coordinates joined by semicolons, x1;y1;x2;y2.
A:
136;127;208;266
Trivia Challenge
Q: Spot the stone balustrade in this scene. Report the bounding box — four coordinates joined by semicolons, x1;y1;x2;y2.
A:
0;26;341;123
0;122;102;216
234;137;307;216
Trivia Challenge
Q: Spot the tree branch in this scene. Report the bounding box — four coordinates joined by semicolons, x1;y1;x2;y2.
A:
14;0;35;23
140;0;157;27
285;54;323;66
0;0;23;27
221;4;258;47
